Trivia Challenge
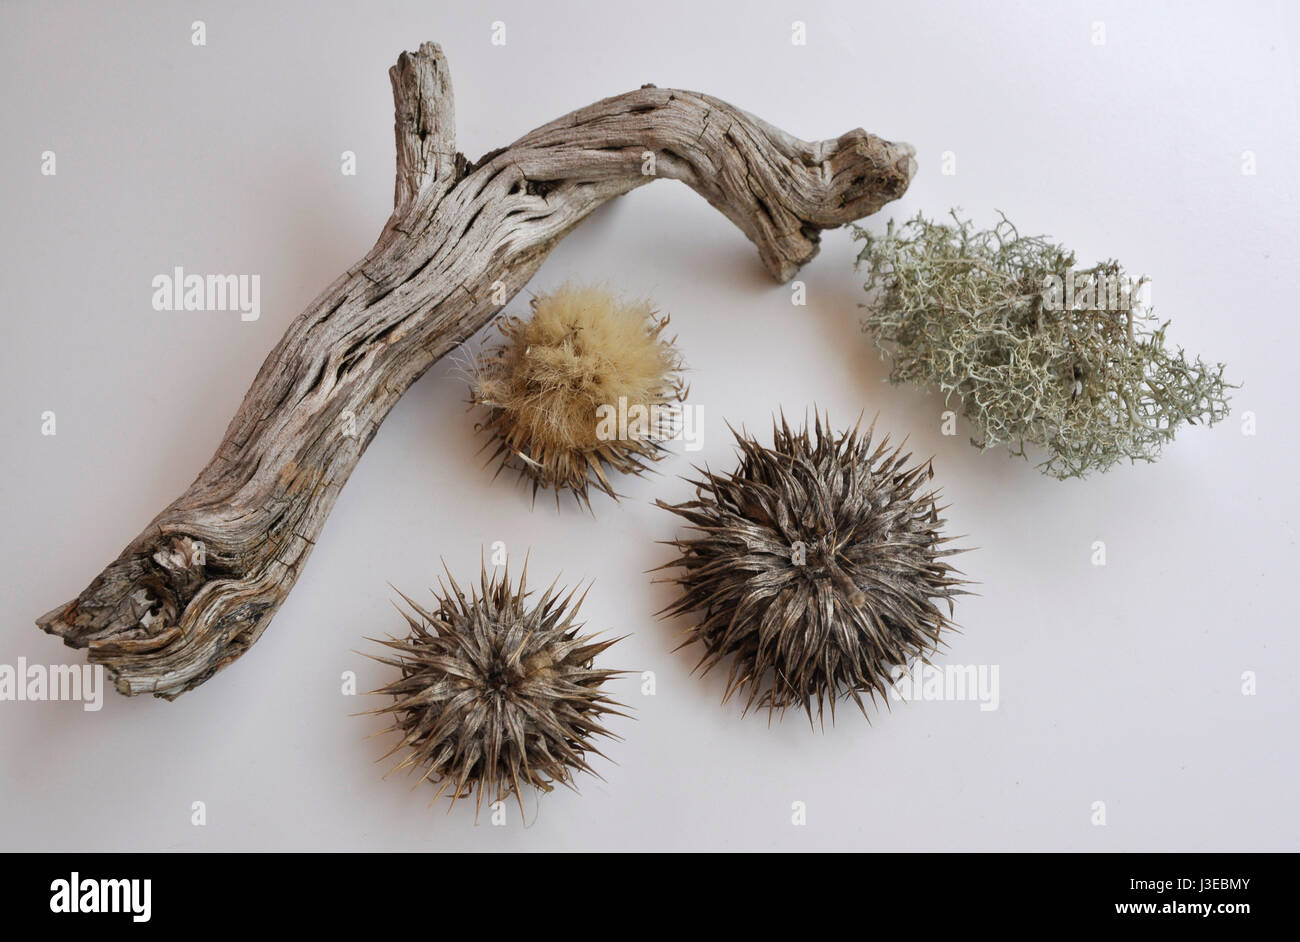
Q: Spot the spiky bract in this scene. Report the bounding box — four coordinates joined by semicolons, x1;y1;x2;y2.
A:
368;562;626;816
656;415;965;723
471;282;686;506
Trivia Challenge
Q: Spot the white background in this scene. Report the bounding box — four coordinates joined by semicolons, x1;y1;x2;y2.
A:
1;0;1296;851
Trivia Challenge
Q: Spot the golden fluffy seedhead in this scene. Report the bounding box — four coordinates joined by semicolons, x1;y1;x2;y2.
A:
656;414;968;725
366;560;627;818
471;283;686;506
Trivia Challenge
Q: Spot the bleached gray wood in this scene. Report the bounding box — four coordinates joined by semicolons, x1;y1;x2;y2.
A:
35;41;916;698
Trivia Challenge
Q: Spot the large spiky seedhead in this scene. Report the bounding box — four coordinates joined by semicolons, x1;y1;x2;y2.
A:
655;414;967;724
366;561;627;816
471;282;686;506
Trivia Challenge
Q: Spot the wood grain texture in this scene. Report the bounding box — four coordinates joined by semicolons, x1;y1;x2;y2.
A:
35;41;917;699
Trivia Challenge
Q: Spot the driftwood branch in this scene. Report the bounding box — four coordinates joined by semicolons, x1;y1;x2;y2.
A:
36;42;916;698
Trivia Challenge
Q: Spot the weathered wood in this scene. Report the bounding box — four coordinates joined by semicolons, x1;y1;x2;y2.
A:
35;41;916;699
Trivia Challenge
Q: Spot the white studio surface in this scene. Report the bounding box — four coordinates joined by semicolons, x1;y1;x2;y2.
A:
1;0;1296;851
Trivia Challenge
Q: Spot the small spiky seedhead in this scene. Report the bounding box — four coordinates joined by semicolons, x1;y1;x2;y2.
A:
366;561;627;817
471;282;686;506
655;414;966;724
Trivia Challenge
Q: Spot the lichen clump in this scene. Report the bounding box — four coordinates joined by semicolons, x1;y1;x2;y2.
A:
472;283;686;504
655;414;965;724
853;212;1232;479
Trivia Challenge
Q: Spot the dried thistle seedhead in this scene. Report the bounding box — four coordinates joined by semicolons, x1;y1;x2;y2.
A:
471;282;686;506
366;560;627;817
655;414;966;724
853;211;1234;479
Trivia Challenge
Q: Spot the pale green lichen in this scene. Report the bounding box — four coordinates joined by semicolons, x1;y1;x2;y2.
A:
852;211;1233;479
